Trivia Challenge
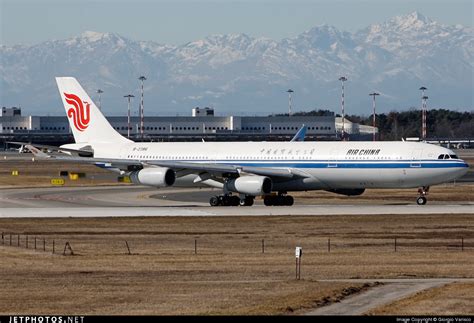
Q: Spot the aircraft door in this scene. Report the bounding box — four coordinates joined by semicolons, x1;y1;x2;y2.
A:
410;149;423;168
120;146;130;159
327;148;339;168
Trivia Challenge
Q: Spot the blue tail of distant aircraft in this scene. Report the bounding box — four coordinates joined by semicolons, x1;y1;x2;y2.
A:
290;125;307;142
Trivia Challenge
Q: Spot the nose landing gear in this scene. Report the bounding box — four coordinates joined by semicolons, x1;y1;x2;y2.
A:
416;186;429;205
416;196;427;205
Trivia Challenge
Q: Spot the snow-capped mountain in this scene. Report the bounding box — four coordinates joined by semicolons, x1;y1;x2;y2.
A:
1;12;472;116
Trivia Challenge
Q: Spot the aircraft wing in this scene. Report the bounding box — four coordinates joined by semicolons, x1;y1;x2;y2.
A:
9;141;93;156
26;144;308;180
148;160;299;179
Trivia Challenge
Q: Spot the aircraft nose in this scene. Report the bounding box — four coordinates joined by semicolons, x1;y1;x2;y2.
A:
457;159;469;176
459;158;469;167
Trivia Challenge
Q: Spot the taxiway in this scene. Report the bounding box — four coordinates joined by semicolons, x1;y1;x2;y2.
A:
0;186;472;217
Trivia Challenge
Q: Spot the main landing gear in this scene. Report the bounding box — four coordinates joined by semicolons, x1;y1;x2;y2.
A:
263;193;294;206
416;186;429;205
209;194;254;207
208;193;294;207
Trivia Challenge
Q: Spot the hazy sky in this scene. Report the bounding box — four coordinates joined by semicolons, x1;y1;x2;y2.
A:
1;0;472;46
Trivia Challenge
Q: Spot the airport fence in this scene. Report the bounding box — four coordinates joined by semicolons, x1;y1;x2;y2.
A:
1;231;471;256
0;232;75;255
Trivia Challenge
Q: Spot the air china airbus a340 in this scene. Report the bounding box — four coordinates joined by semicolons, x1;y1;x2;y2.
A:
24;77;468;206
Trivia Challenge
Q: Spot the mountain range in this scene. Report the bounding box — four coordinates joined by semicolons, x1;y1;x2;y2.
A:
1;11;472;116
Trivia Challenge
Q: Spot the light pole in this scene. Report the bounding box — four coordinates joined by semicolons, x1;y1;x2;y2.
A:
287;89;294;116
138;76;147;139
96;89;104;111
419;86;427;140
369;92;380;141
338;76;347;140
124;94;135;139
422;95;428;140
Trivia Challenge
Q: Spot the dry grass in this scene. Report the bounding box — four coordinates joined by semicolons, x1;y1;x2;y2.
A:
0;154;473;314
0;158;121;187
0;214;473;315
367;282;474;315
0;252;357;315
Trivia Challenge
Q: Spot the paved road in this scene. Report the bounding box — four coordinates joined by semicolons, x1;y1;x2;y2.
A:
0;186;473;217
305;278;474;315
0;186;213;208
2;204;473;217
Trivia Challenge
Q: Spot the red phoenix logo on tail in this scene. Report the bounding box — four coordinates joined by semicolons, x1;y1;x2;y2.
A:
64;93;91;131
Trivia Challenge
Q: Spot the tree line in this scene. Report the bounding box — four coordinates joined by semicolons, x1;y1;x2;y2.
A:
276;109;473;139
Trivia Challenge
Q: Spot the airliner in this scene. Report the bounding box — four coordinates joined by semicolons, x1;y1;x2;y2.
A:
25;77;469;206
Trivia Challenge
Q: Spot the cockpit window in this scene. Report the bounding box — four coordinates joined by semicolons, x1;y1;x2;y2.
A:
439;154;453;159
438;154;459;160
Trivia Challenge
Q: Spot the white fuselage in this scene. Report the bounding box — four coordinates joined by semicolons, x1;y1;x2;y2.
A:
55;77;469;194
68;140;469;191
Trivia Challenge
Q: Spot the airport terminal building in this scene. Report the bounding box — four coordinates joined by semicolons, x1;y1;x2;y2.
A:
1;106;375;145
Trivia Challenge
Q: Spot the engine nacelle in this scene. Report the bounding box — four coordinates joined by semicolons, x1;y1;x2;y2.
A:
326;188;366;196
129;167;176;187
225;176;272;196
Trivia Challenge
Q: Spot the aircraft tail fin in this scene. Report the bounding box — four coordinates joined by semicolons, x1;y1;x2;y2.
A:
290;124;307;142
55;77;132;144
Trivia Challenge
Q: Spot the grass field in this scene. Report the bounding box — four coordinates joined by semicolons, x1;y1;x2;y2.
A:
0;152;473;315
0;157;118;187
368;283;474;315
0;214;473;315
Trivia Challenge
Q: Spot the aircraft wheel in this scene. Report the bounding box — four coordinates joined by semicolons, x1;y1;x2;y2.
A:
230;195;240;206
245;196;254;206
416;196;427;205
264;197;274;206
221;195;230;206
209;196;220;207
275;197;284;206
240;196;254;206
285;195;294;206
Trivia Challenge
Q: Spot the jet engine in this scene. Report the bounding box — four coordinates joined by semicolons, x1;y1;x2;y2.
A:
129;167;176;187
225;176;272;196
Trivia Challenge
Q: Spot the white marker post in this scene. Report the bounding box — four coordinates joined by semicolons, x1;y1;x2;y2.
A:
295;246;302;280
